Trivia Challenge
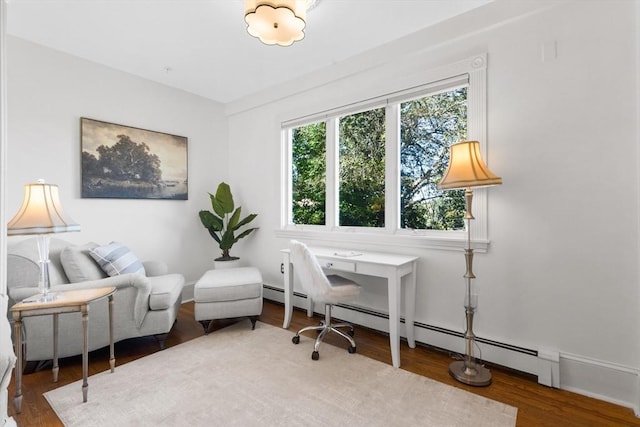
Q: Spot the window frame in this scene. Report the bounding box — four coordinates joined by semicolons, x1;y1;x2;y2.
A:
278;54;490;251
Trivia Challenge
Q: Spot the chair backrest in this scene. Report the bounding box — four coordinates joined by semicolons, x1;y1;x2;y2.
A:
289;240;333;302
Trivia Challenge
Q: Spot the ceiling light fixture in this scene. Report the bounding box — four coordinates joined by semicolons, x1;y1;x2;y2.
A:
244;0;319;47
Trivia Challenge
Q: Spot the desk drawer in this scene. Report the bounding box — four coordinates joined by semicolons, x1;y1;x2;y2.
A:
317;258;356;273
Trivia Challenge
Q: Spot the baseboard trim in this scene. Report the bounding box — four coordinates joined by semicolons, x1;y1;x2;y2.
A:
262;283;640;415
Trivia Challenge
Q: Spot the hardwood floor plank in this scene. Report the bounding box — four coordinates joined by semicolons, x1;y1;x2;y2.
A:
6;300;640;426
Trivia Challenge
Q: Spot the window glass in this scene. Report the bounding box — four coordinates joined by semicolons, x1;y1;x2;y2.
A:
291;122;326;225
400;87;468;230
338;108;386;227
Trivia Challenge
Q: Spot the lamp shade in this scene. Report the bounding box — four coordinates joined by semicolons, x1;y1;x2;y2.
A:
244;0;310;46
7;181;80;235
438;141;502;190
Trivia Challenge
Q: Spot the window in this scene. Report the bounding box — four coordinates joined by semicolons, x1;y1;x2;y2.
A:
281;54;488;248
291;122;326;225
339;108;385;227
400;87;467;231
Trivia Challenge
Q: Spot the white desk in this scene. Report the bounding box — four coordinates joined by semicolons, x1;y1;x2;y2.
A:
281;247;418;368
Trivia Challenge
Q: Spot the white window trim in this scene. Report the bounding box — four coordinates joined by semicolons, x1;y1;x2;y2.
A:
278;53;490;252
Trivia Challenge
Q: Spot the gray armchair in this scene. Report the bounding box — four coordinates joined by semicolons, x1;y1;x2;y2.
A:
7;238;184;365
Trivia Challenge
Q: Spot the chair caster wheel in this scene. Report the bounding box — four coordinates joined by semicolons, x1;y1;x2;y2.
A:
311;351;319;360
348;329;355;337
292;335;300;344
348;346;356;354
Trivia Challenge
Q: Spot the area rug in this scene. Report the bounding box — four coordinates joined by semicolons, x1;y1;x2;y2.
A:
45;320;517;426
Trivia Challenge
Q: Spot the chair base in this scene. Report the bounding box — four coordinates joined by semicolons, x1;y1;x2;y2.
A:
292;304;356;360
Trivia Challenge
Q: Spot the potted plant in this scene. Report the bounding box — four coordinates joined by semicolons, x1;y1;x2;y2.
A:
199;182;258;263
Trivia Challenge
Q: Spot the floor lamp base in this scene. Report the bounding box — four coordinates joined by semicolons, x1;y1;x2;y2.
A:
449;360;492;387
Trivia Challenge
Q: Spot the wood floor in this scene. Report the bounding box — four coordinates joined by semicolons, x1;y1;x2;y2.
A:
6;299;640;426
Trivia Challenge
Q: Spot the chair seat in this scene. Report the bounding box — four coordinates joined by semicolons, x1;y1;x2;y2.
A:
327;275;360;295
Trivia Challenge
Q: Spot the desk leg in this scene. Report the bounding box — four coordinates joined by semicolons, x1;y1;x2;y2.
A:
388;271;402;368
81;304;89;403
405;261;417;349
108;295;115;373
12;313;23;414
52;313;59;382
283;255;293;329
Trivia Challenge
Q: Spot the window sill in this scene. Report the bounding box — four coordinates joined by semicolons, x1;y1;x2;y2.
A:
275;228;489;252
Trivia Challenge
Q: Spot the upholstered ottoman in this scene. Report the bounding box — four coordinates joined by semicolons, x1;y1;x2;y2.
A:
194;267;263;333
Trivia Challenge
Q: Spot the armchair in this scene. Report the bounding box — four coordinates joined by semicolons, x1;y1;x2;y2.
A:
6;238;184;365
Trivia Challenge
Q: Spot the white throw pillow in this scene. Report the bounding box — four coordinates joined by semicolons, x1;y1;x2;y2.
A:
60;242;108;283
89;242;146;277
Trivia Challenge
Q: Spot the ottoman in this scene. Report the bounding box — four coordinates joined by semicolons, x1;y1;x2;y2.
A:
194;267;263;334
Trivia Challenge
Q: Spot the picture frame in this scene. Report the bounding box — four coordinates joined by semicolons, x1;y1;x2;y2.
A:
81;118;188;200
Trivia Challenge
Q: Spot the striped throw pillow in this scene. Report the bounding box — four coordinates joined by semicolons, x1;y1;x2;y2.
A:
89;242;146;277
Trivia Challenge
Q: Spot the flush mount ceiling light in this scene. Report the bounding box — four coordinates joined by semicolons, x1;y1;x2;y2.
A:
244;0;319;46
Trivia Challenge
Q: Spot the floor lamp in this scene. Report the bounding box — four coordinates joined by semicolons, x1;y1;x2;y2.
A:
7;180;80;301
437;141;502;387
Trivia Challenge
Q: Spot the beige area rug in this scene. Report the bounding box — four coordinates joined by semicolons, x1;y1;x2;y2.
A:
45;320;517;426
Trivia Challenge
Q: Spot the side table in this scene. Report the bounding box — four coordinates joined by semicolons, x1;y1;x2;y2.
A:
10;286;116;413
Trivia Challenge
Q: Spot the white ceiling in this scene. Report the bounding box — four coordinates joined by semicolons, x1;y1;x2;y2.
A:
6;0;492;104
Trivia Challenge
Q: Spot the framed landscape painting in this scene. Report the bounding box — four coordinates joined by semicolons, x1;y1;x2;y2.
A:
81;118;188;200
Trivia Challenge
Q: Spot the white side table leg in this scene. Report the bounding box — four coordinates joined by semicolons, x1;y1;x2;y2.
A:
81;304;89;403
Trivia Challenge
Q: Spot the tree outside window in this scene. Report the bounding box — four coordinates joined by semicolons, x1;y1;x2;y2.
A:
291;122;326;225
288;86;469;231
339;108;385;227
400;87;467;230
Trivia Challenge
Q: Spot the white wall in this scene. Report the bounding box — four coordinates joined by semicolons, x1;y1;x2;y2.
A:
226;0;640;410
7;36;228;284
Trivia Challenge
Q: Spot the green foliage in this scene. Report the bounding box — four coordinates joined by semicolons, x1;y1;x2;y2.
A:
291;123;326;225
400;87;467;230
289;86;468;231
198;182;258;261
338;108;385;227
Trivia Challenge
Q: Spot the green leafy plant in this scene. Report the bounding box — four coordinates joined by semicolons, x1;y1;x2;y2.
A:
199;182;258;261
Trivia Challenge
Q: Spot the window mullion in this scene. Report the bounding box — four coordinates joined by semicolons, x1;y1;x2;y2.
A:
385;104;399;232
281;128;293;228
325;118;338;229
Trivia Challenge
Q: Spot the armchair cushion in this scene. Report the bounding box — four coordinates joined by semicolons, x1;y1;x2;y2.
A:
90;242;146;277
143;260;169;277
60;242;107;283
149;274;185;310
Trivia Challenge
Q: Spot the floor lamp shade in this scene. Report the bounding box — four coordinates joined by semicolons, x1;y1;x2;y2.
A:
7;181;80;299
438;141;501;387
438;140;502;190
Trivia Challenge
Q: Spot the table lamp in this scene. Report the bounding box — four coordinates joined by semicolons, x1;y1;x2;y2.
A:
437;140;502;386
7;180;80;301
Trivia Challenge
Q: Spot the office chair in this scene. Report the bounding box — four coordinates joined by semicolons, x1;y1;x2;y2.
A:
289;240;361;360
